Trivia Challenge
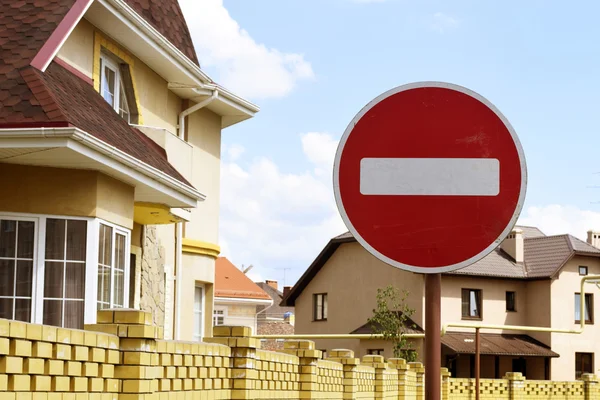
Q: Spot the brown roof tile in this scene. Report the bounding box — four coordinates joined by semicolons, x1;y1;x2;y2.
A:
124;0;199;65
351;312;423;335
215;258;271;301
442;332;558;357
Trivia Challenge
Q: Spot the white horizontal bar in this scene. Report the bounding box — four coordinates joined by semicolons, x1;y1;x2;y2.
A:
360;158;500;196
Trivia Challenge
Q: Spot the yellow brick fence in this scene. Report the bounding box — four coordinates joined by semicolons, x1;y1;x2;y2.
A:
0;309;596;400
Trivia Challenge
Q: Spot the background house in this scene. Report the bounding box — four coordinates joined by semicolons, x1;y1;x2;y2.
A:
0;0;257;341
282;226;600;381
214;257;272;333
256;280;295;350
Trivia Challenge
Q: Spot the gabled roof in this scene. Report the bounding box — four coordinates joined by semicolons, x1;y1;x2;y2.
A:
215;258;271;301
123;0;199;65
281;227;600;306
256;283;294;318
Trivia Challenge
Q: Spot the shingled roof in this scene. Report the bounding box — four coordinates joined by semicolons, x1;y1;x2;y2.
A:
0;0;195;186
281;227;600;306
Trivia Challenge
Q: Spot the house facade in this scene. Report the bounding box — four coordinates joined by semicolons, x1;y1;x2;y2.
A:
282;226;600;381
214;257;272;333
0;0;257;341
256;280;295;351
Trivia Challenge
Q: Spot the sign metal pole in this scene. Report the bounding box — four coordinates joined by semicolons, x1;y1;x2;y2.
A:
425;273;441;400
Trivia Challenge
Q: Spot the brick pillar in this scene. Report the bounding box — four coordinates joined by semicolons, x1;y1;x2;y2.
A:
409;362;425;400
505;372;525;400
440;367;450;400
85;309;162;400
389;358;412;399
205;325;259;400
327;349;360;400
582;373;599;400
362;355;389;399
283;339;322;399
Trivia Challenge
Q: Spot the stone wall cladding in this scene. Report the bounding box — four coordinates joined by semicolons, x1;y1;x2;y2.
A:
140;225;166;327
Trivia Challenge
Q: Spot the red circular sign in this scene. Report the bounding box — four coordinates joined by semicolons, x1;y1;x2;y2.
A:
333;82;527;273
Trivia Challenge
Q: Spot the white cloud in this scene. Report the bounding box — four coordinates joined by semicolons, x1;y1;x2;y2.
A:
219;133;346;285
223;143;245;161
431;12;459;33
518;204;600;240
179;0;314;99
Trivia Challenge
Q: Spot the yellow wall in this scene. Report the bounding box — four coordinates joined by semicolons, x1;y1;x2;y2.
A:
549;256;600;380
0;164;134;228
179;253;216;341
57;18;94;78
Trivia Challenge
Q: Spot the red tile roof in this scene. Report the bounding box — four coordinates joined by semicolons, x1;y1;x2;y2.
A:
124;0;199;65
0;0;193;186
215;258;271;301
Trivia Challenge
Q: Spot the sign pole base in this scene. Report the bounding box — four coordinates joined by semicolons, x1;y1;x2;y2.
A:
425;273;441;400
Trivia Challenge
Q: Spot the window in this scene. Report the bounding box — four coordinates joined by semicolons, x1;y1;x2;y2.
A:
313;293;328;321
576;353;593;379
99;53;133;123
213;306;226;327
575;293;593;324
43;219;87;329
367;349;384;355
579;266;588;276
97;224;128;310
0;219;35;322
506;291;516;312
193;286;204;341
462;289;482;319
0;213;130;329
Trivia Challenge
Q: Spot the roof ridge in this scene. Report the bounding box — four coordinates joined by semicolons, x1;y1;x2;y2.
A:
524;233;569;241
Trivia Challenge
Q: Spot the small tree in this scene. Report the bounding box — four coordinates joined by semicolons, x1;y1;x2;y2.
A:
368;285;418;362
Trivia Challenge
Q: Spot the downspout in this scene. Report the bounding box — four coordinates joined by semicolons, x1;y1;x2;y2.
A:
174;89;218;340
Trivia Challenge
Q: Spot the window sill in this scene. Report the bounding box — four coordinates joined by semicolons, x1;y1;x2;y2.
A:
313;319;328;322
574;321;593;325
461;316;482;321
506;310;517;313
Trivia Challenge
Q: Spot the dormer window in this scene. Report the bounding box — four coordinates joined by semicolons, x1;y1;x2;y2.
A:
99;52;137;124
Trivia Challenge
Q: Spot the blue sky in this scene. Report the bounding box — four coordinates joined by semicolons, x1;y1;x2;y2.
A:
180;0;600;285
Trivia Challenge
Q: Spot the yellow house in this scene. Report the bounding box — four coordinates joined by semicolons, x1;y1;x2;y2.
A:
0;0;257;342
282;226;600;381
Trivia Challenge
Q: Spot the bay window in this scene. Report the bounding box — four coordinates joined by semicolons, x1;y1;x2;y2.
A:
0;213;130;328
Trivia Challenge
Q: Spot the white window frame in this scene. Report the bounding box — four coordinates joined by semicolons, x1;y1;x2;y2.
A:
213;305;227;327
0;212;130;326
193;284;205;341
100;52;131;123
97;221;131;310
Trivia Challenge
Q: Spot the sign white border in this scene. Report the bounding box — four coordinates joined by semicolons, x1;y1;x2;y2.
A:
333;81;528;274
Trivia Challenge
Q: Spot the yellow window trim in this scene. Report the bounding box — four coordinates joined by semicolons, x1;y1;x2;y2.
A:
182;238;221;259
93;31;144;124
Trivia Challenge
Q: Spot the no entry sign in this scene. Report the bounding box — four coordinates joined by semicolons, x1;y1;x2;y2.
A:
333;82;527;273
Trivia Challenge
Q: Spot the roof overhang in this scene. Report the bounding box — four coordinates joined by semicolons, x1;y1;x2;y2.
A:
0;127;203;208
83;0;259;128
215;297;273;306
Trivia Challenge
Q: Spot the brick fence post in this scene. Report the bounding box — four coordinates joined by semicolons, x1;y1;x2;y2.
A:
327;349;360;399
362;354;389;399
582;373;599;400
283;339;322;399
389;358;413;399
409;362;424;400
85;309;162;400
440;367;450;400
505;372;525;400
205;325;259;400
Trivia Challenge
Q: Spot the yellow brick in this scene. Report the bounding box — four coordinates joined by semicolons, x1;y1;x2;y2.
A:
66;361;82;376
123;351;152;365
99;364;114;378
90;348;106;363
84;332;98;347
32;375;51;391
83;362;99;377
97;311;114;324
107;350;120;364
231;326;252;338
32;394;48;400
113;310;149;325
71;377;88;392
9;321;27;338
127;325;156;339
160;353;172;365
33;342;52;358
118;325;128;337
213;326;232;337
108;336;119;350
0;374;7;390
0;319;9;336
159;379;171;391
9;374;31;391
26;324;43;341
84;324;119;336
54;344;72;360
41;325;57;342
70;330;84;346
96;334;109;349
173;354;183;366
57;328;71;344
0;356;23;373
73;346;89;361
0;337;9;355
123;379;151;393
45;359;64;375
105;378;120;392
24;358;45;374
10;340;32;357
89;377;104;392
51;376;70;391
115;365;147;379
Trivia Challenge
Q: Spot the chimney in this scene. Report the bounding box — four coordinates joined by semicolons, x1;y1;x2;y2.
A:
283;286;292;298
500;228;524;263
266;280;278;290
587;230;600;248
